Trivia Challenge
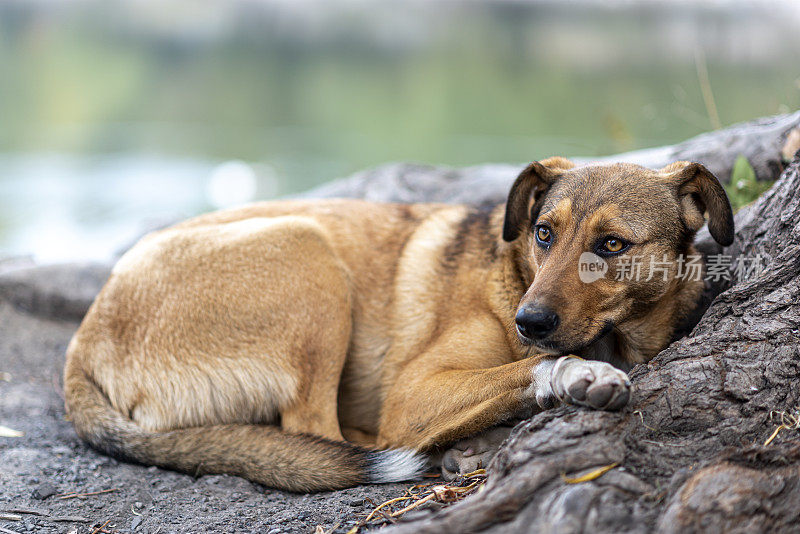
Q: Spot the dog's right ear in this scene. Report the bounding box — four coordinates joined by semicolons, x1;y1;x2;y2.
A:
502;158;571;242
659;161;735;246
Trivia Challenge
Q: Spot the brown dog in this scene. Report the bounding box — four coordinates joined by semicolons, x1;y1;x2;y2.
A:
64;158;734;491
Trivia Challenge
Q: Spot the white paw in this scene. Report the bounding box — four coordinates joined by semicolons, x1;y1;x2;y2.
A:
551;356;631;410
440;426;512;481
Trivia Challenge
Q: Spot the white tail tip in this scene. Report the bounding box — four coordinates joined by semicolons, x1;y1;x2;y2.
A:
367;448;428;483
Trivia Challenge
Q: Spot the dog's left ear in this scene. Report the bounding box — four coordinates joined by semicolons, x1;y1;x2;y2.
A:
660;161;735;246
502;158;573;242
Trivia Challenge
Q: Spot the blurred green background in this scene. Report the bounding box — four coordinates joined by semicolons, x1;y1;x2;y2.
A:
0;0;798;261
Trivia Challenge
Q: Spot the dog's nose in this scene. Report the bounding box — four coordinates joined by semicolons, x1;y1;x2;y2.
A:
515;306;559;340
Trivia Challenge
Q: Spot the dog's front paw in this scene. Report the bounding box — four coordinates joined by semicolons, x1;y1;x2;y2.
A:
551;356;631;410
440;426;512;481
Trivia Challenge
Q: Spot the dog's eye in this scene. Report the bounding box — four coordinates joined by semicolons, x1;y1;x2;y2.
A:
600;237;627;254
535;226;551;245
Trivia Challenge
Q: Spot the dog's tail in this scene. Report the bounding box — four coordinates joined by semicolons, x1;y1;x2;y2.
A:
64;367;426;492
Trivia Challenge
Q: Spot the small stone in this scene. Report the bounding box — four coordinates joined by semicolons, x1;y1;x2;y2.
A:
131;516;143;531
32;482;57;500
134;501;143;508
348;499;364;507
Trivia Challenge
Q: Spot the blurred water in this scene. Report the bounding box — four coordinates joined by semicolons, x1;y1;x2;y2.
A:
0;0;798;262
0;154;203;261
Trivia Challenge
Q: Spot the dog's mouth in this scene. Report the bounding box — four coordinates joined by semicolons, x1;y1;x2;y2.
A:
517;320;614;356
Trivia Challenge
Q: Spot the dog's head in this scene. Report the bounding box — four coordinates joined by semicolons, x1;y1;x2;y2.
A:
502;157;734;358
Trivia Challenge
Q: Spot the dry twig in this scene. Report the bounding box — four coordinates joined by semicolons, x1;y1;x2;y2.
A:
90;520;111;534
58;488;119;500
763;408;800;446
0;509;88;523
345;469;487;533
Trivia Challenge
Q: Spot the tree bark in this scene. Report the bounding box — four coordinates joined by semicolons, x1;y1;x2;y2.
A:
305;111;800;205
386;155;800;533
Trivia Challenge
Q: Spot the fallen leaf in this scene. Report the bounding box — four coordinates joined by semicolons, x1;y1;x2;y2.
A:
561;462;619;484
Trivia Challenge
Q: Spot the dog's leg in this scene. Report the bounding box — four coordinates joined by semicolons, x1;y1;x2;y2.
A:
432;356;630;479
378;324;548;451
433;359;560;480
278;296;352;442
278;257;353;443
438;424;515;481
280;344;349;442
547;356;631;410
378;321;634;455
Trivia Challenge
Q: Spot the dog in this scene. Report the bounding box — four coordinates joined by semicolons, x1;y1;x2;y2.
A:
64;158;734;491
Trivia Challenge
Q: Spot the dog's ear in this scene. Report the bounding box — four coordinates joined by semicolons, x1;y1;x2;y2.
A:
660;161;735;246
502;158;572;242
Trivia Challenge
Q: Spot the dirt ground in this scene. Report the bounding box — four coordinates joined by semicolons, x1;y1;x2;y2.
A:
0;263;434;534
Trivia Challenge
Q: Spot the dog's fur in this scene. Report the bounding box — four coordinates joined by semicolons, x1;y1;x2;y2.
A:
64;158;734;491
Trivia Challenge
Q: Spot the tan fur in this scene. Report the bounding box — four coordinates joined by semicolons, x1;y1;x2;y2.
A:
64;160;734;491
